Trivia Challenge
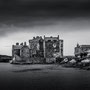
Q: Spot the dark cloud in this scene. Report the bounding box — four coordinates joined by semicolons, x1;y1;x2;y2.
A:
0;0;90;19
0;0;90;13
0;0;90;36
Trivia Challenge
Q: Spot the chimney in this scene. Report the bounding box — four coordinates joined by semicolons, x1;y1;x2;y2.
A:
58;35;59;39
44;35;45;39
20;43;23;46
24;42;27;46
16;42;19;45
33;37;35;39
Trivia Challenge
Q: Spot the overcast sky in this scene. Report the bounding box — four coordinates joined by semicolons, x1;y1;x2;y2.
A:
0;0;90;56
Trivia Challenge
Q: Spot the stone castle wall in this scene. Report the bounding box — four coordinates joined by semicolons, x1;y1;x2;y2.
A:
12;35;63;64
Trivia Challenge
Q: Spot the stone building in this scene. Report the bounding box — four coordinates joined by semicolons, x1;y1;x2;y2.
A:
43;35;63;63
74;43;90;58
29;36;44;57
12;42;31;64
28;36;44;63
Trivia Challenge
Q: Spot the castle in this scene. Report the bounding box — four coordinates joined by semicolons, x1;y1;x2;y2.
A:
74;43;90;58
11;35;63;64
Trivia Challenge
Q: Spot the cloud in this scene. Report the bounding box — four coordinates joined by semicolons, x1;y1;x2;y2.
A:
0;16;90;37
0;0;90;37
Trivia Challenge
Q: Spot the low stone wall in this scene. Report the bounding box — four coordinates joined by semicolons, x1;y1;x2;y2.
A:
10;57;57;64
46;58;56;64
30;57;45;64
